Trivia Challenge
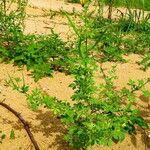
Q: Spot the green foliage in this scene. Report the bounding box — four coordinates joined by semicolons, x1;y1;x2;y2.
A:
102;0;150;11
0;0;27;44
0;0;70;81
6;74;29;93
90;10;150;57
142;90;150;97
0;0;149;81
63;7;149;64
26;12;150;150
67;0;150;11
117;9;150;33
27;68;150;149
0;129;15;143
10;129;15;139
0;131;6;144
140;55;150;70
0;31;67;81
67;0;80;3
1;1;150;149
26;88;45;110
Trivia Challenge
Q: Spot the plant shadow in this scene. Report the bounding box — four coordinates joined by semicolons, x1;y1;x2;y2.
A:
31;110;74;150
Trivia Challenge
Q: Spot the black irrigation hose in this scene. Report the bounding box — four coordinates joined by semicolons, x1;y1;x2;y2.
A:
0;102;40;150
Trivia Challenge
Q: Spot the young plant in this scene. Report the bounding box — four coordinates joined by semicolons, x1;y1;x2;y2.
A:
140;55;150;71
0;0;69;81
26;66;150;150
0;131;6;144
26;11;150;150
10;129;15;140
6;74;29;93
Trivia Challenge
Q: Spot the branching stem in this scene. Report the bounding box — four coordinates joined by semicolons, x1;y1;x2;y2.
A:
0;102;40;150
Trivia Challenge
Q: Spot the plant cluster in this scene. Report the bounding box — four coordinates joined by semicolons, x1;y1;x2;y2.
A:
0;0;69;81
0;131;6;144
68;0;150;11
0;0;149;80
25;11;150;150
6;74;29;93
27;56;150;150
1;0;150;150
0;129;15;144
103;0;150;11
86;9;150;62
140;55;150;70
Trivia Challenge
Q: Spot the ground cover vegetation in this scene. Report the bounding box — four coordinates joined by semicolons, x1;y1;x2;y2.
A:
0;0;150;149
68;0;150;11
0;0;69;81
104;0;150;11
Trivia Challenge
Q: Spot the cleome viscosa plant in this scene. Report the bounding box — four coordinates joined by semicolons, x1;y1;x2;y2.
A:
4;1;150;149
26;10;150;150
0;0;69;81
27;60;150;150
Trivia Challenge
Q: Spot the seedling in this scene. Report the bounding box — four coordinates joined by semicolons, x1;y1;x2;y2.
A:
0;131;6;144
6;74;29;93
140;56;150;71
10;129;15;140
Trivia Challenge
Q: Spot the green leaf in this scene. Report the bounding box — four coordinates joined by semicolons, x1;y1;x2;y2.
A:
10;129;15;139
131;116;148;128
113;129;125;142
63;11;80;37
1;134;6;140
142;90;150;97
141;56;150;64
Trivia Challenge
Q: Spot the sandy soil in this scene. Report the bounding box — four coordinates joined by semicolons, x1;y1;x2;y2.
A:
0;0;150;150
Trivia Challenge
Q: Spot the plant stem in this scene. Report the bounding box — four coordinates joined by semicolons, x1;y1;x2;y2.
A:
0;102;40;150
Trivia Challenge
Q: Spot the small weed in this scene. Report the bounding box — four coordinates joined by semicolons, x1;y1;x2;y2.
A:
6;74;29;93
10;129;15;140
0;131;6;144
0;1;150;149
25;9;150;149
0;0;69;81
140;55;150;71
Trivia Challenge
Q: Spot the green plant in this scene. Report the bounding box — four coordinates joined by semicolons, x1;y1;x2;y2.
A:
0;0;27;46
0;28;68;81
67;0;80;4
0;131;6;144
6;74;29;93
25;12;150;150
140;55;150;70
10;129;15;139
27;67;150;149
1;1;150;149
117;9;150;33
102;0;150;11
0;0;70;81
89;7;150;58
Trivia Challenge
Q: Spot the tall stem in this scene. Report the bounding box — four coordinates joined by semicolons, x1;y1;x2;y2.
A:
108;0;114;19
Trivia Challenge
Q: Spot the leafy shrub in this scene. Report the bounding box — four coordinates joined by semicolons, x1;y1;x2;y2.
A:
0;0;69;81
25;12;150;150
27;64;150;149
0;30;67;81
89;9;150;58
6;74;29;93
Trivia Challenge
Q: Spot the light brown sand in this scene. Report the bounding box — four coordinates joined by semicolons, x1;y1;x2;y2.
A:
0;0;150;150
